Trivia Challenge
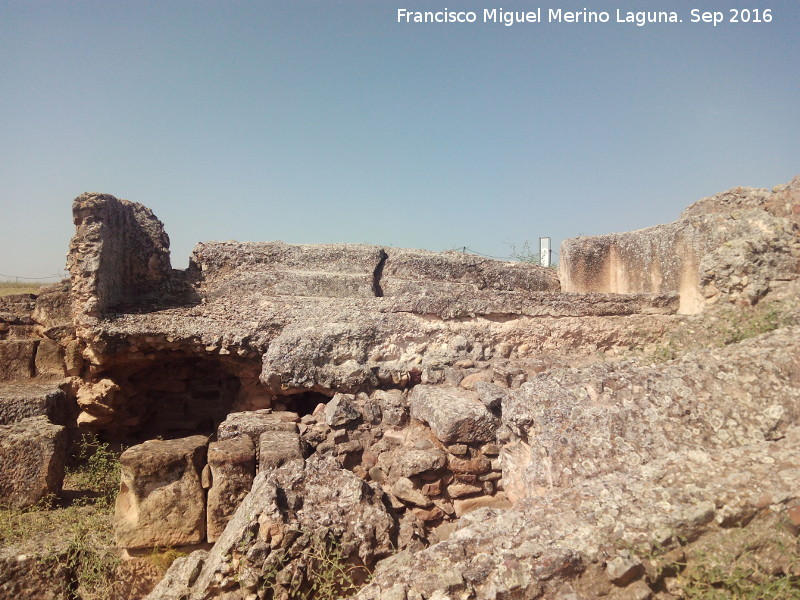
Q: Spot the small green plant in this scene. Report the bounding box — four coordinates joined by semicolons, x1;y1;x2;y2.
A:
68;435;122;510
650;341;677;363
251;532;369;600
301;534;368;599
58;516;121;600
507;240;540;263
506;240;558;269
676;554;800;599
149;546;189;575
720;304;785;345
1;436;124;600
636;516;800;600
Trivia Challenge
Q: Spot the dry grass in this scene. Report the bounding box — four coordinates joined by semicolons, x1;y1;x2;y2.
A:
0;281;46;296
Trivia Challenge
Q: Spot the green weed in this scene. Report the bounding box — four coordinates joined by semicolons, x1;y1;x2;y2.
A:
301;534;368;599
251;532;369;600
67;435;122;510
0;436;123;600
148;546;189;575
720;305;787;345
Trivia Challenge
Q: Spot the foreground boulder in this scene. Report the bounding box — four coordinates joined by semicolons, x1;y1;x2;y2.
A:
0;415;67;508
115;435;208;549
357;426;800;600
147;454;396;600
501;325;800;498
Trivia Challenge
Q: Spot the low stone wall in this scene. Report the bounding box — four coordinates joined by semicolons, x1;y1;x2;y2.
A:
116;385;511;553
189;240;560;301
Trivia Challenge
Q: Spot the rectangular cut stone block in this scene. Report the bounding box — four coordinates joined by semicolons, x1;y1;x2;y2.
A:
258;430;302;472
410;385;499;444
217;409;299;442
34;338;65;378
0;383;67;425
0;340;37;381
114;435;208;549
218;409;299;465
206;436;256;542
0;416;67;508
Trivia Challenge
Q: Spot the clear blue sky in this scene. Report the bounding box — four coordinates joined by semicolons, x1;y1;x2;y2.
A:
1;0;798;278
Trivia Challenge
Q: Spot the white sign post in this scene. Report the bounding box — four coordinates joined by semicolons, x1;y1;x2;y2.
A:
539;237;551;268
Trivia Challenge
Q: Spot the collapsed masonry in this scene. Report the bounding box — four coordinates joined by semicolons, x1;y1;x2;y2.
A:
1;177;799;600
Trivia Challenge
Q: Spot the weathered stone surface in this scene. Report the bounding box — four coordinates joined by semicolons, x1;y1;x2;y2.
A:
0;340;37;380
34;338;64;378
63;339;84;376
357;427;800;600
206;436;255;543
0;294;36;325
324;392;361;426
391;477;433;508
217;409;299;442
0;383;67;425
258;430;302;471
452;493;511;517
371;389;408;427
0;550;70;600
115;435;208;549
381;247;560;296
68;193;172;321
502;326;800;496
146;455;396;600
191;241;386;299
410;385;499;444
0;416;67;508
560;181;800;313
447;453;492;475
446;481;483;498
75;377;121;428
392;448;447;479
475;381;506;410
31;281;72;333
606;553;644;586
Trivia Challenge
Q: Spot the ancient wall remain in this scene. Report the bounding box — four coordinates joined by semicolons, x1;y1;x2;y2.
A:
189;240;560;301
67;193;172;321
189;241;386;299
559;221;709;314
559;179;800;314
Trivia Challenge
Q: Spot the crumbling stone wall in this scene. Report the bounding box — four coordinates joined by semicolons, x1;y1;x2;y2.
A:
0;286;74;510
560;177;800;313
559;221;709;314
68;193;171;321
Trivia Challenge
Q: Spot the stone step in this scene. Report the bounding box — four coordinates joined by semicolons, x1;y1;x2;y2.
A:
0;382;67;426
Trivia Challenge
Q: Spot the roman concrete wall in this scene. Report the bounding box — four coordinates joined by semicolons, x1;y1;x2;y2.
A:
67;193;171;320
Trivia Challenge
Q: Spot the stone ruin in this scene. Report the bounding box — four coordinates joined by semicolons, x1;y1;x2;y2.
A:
1;177;799;599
